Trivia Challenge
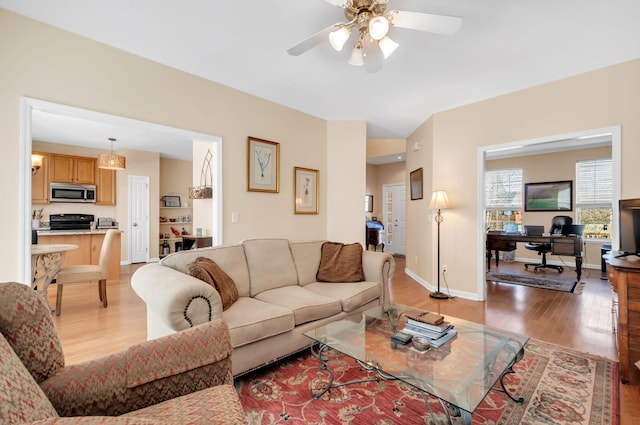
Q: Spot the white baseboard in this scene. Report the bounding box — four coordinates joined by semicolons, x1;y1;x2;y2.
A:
404;267;482;301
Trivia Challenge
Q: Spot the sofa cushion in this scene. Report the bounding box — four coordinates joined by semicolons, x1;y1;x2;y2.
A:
290;240;324;286
316;242;364;283
188;257;239;311
123;385;244;425
304;281;381;312
0;282;65;383
255;286;343;325
0;332;60;423
222;297;294;348
161;245;251;297
242;239;299;296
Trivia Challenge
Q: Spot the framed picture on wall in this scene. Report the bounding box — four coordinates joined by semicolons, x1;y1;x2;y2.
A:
365;195;373;213
294;166;319;214
247;137;280;193
410;168;423;200
524;180;573;211
162;196;181;207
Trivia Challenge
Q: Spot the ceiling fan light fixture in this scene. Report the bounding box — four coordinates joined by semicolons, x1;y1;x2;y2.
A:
329;26;351;51
379;35;398;59
368;15;389;40
348;43;364;66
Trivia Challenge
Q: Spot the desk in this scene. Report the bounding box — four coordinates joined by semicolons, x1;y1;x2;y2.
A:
31;244;78;306
486;233;584;280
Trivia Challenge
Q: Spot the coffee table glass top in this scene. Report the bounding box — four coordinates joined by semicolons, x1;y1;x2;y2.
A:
303;304;529;414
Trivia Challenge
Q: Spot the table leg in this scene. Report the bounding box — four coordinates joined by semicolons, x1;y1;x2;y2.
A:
486;249;492;271
493;346;525;404
31;251;66;311
576;256;583;281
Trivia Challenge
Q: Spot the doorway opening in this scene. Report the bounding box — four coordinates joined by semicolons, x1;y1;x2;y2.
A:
382;183;406;256
20;97;223;283
476;126;621;301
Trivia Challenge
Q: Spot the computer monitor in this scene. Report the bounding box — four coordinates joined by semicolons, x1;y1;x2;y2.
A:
523;225;544;236
618;198;640;257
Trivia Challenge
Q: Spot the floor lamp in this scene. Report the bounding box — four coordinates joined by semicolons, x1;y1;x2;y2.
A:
428;190;450;299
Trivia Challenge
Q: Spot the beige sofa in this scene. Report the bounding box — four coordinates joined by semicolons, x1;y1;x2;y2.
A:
132;238;395;376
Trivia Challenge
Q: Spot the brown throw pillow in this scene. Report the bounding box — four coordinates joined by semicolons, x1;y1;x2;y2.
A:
316;242;364;283
188;257;239;311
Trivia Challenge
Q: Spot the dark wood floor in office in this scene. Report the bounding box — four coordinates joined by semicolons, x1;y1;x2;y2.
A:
47;256;638;424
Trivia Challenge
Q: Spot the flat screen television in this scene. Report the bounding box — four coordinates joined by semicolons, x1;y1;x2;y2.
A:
618;198;640;257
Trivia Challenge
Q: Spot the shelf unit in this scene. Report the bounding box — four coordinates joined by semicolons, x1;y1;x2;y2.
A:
159;205;193;257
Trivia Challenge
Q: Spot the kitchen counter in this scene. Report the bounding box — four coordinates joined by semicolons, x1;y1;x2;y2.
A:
37;230;121;279
36;228;121;236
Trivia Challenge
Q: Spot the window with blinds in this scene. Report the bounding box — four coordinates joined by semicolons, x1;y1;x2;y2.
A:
575;159;612;239
485;168;523;231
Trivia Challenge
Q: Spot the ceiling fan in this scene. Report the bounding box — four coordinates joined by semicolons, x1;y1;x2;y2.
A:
287;0;462;73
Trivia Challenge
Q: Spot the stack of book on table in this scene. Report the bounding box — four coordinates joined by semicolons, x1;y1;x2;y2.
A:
401;311;458;348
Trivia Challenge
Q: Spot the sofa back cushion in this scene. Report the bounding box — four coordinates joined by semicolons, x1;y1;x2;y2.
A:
316;242;365;283
0;282;65;383
0;332;59;423
161;245;251;297
242;239;299;296
290;240;324;286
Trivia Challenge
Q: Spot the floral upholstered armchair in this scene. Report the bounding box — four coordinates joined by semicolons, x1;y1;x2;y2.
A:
0;282;245;425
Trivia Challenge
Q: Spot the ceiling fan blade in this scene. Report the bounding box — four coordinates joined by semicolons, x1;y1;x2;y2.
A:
362;37;383;74
287;25;336;56
390;10;462;35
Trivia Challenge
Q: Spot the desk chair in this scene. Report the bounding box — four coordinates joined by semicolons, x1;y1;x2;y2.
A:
54;229;118;316
524;216;573;273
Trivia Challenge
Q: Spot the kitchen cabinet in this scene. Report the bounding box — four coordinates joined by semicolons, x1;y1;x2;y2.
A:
50;154;96;184
37;231;121;280
31;152;50;205
96;167;116;205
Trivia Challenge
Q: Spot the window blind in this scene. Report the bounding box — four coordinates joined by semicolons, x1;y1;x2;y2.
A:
485;168;523;209
575;159;612;207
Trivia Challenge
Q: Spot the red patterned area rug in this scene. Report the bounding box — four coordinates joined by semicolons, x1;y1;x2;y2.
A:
236;339;619;425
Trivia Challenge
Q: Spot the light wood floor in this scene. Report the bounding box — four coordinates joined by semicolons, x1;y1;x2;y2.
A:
46;257;639;424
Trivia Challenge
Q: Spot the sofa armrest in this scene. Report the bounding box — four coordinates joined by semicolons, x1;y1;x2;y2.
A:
40;320;233;417
131;263;223;333
362;250;395;308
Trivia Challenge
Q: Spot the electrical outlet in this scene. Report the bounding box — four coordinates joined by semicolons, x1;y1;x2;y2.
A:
442;264;448;273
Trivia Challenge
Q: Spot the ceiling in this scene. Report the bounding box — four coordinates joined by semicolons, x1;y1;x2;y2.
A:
3;0;640;160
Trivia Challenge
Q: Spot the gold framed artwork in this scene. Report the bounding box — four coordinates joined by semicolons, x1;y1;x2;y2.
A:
247;137;280;193
294;167;319;214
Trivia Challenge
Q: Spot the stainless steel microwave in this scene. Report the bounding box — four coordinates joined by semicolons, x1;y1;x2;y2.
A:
50;183;96;203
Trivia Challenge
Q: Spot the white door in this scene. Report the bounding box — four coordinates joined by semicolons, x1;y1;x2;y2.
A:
129;176;149;263
383;183;407;255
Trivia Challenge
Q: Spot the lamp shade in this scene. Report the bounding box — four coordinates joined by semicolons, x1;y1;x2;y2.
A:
378;35;398;59
98;137;126;170
329;26;350;51
348;43;364;66
428;190;450;210
31;154;43;169
97;153;126;170
368;16;389;40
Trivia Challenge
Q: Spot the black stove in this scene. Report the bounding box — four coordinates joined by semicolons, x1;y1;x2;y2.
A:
49;214;94;231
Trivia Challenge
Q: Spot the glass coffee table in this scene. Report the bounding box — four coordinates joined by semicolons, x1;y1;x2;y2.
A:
303;304;529;424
